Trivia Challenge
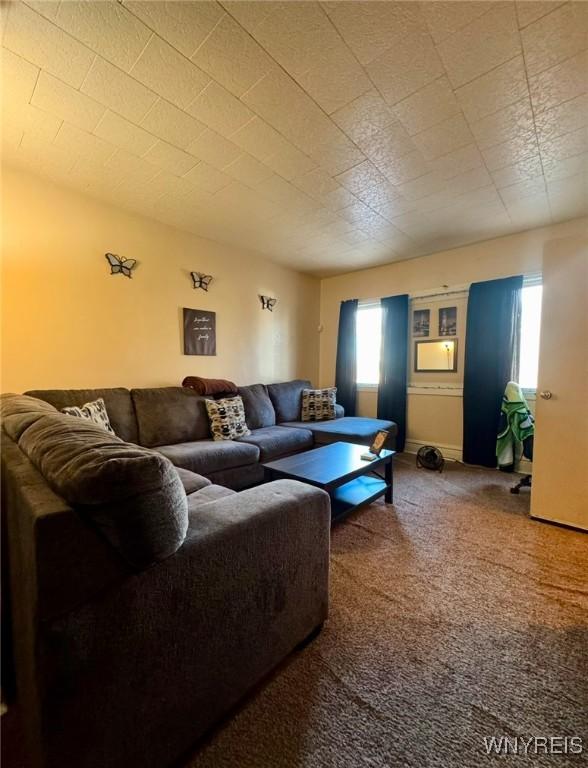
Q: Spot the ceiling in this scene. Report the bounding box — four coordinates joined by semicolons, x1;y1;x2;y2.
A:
2;1;587;277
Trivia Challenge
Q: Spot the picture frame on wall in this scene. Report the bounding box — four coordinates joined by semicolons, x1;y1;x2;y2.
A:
183;308;216;356
439;306;457;337
413;309;430;337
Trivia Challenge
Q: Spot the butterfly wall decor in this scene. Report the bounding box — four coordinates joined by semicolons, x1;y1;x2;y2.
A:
105;253;136;278
191;272;213;291
260;295;277;311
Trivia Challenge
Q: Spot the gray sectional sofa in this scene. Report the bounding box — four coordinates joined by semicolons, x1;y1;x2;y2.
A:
25;379;397;490
1;380;394;768
1;392;331;768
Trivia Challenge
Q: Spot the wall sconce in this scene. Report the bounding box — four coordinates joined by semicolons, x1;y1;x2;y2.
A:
191;272;213;291
260;295;277;311
105;253;136;278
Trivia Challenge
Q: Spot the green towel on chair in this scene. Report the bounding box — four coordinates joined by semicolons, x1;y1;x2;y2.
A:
496;381;535;470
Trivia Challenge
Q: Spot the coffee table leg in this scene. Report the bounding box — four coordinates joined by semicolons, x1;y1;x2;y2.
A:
384;458;393;503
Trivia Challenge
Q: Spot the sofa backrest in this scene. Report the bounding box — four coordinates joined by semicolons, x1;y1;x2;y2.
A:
1;394;188;570
25;388;138;444
131;387;210;447
237;384;276;429
267;379;312;423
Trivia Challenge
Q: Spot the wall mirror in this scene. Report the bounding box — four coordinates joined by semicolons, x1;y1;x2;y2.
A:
414;339;457;372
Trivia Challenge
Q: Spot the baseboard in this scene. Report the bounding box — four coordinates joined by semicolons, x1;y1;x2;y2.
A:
404;440;462;462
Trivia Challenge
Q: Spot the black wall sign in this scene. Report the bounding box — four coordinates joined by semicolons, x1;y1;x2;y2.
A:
183;308;216;356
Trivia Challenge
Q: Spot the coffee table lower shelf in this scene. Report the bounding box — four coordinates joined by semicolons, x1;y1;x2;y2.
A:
330;474;388;520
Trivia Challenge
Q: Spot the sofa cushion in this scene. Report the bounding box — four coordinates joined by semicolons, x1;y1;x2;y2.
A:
157;439;259;476
205;396;251;441
267;379;311;423
5;396;188;569
187;484;236;510
238;426;313;462
1;393;58;440
25;388;138;443
175;467;211;495
131;387;210;447
280;416;397;447
238;384;276;429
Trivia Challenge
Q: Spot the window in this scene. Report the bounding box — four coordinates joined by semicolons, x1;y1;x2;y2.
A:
518;282;542;390
356;302;382;385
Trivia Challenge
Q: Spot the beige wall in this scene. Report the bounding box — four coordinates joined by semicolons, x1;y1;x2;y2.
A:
1;167;320;392
320;218;587;457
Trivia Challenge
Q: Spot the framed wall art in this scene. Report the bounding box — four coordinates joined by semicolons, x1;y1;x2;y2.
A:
183;308;216;356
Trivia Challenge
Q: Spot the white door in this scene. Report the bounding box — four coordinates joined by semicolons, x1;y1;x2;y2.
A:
530;235;588;530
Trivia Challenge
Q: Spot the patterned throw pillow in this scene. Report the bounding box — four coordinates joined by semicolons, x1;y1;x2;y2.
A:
62;397;115;434
301;388;337;422
205;396;251;441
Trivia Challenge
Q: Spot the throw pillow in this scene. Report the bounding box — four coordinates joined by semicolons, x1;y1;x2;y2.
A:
205;396;251;441
301;388;337;422
62;397;115;434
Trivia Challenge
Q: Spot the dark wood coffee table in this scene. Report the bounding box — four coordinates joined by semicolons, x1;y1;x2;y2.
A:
263;441;395;522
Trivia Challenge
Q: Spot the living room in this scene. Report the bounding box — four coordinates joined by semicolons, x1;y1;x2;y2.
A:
1;2;587;767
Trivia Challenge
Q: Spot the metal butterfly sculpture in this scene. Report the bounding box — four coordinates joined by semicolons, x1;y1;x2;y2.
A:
191;272;213;291
105;252;136;278
260;295;277;311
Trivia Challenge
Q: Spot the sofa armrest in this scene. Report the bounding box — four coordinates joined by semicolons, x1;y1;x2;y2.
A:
335;403;345;418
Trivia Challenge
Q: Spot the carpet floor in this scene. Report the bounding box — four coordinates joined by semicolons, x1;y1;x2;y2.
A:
186;457;587;768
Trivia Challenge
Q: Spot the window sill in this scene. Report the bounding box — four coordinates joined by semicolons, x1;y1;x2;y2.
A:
357;383;378;392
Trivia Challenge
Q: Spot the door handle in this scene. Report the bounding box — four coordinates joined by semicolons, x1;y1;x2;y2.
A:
539;390;552;400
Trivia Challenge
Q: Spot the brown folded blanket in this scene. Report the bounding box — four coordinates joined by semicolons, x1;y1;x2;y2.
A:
182;377;238;396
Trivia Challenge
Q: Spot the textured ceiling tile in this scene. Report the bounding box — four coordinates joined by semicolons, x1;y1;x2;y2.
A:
377;149;432;185
296;47;372;115
68;156;124;196
54;1;152;72
103;148;160;183
529;50;588;114
535;94;588;143
321;185;360;212
469;97;535;150
52;122;116;167
182;161;232;193
81;56;158;123
456;55;528;122
482;134;540;172
192;12;272;97
23;1;61;21
1;100;62;144
358;122;416;167
130;35;210;110
521;2;588;77
353;179;402;209
220;1;275;33
140;99;206;149
322;1;424;67
31;71;106;132
263;144;317;182
185;128;243;169
1;47;39;109
539;126;588;164
396;171;447;201
335;160;388;196
491;155;544;187
15;131;78;175
444;165;494;196
392;76;461;136
123;1;225;58
421;1;494;44
291;167;341;200
515;1;565;29
436;3;521;88
224;153;274;187
94;110;158;156
366;30;444;105
187;79;255;136
430;144;485;180
331;90;397;143
143;140;198;176
412;113;474;160
229;116;283;161
546;171;588;220
498;175;547;204
312;138;366;177
505;191;552;227
543;151;588;181
3;1;94;88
